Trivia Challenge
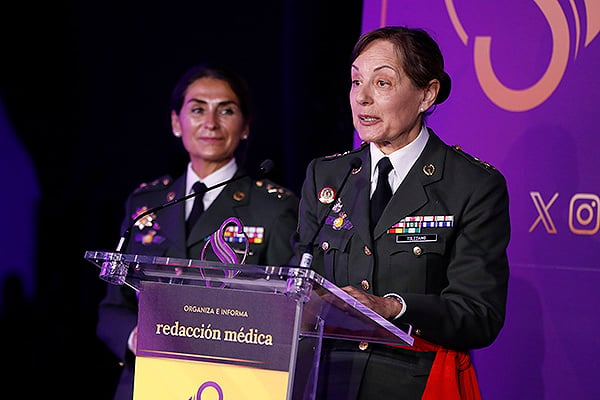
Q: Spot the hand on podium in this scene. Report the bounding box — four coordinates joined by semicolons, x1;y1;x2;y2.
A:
127;325;138;356
341;286;405;321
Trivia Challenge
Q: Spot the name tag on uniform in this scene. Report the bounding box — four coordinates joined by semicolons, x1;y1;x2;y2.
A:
396;234;438;243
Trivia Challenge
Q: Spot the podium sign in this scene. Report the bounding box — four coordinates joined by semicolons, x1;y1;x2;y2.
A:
85;250;413;399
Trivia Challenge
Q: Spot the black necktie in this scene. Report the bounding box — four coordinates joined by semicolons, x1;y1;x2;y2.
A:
186;181;207;235
370;157;393;230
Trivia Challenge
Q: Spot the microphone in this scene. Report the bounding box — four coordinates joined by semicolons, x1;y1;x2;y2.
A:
115;159;275;252
259;159;274;175
299;157;362;268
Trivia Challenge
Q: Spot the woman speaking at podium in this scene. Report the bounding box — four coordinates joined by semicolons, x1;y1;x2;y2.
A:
291;26;510;400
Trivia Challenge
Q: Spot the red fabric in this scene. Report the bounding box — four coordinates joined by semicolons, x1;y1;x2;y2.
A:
391;336;482;400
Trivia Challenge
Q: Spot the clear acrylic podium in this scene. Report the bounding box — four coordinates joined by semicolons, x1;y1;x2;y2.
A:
85;250;413;399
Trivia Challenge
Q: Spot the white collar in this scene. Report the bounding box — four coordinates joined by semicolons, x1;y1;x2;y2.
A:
186;158;237;195
369;126;429;191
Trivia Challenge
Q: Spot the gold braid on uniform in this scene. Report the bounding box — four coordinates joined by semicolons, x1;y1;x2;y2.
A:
254;180;293;199
451;145;496;171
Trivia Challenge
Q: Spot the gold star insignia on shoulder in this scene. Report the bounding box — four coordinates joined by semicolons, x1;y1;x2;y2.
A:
257;180;292;199
452;145;496;170
134;175;172;193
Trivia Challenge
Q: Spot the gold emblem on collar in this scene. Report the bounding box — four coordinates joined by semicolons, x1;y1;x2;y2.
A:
233;191;245;201
422;164;435;176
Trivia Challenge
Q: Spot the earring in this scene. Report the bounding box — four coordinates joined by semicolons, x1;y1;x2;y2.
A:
420;107;425;112
173;131;181;137
242;135;248;140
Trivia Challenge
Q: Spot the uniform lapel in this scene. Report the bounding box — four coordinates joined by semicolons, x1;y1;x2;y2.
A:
186;174;251;248
373;131;446;238
373;172;428;238
160;175;188;257
349;147;373;246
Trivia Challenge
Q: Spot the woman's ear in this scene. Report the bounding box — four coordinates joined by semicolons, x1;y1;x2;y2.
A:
422;79;440;109
241;125;250;140
171;110;181;137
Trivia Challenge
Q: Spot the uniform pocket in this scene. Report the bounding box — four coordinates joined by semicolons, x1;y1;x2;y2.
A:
318;230;352;283
378;234;449;293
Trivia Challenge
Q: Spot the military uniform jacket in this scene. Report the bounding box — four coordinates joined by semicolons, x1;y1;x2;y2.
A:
292;129;510;350
116;169;298;264
97;168;298;400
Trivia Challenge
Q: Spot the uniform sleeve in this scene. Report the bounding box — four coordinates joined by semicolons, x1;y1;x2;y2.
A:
289;159;322;267
96;283;139;361
259;187;300;266
96;191;139;361
401;170;510;349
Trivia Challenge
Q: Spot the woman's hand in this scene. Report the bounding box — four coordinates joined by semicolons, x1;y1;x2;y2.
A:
340;285;403;320
128;325;138;355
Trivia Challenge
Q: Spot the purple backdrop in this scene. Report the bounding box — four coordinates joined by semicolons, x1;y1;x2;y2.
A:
360;1;600;398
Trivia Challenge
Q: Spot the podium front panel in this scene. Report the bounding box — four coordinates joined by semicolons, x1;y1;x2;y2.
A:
134;281;296;399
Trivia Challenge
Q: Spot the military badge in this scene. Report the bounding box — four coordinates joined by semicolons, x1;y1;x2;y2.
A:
224;225;264;244
134;230;165;245
388;215;454;234
132;206;158;231
325;211;353;231
256;180;293;199
331;198;343;213
318;186;336;204
422;164;435;176
201;217;249;265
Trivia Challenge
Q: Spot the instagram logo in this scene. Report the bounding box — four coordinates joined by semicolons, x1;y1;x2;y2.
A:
569;194;600;235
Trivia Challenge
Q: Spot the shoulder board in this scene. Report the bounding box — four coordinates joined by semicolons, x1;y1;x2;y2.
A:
323;141;368;161
451;145;496;171
133;174;173;194
254;179;294;199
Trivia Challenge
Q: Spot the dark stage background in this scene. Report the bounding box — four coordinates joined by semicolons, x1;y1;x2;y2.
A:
0;1;363;397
